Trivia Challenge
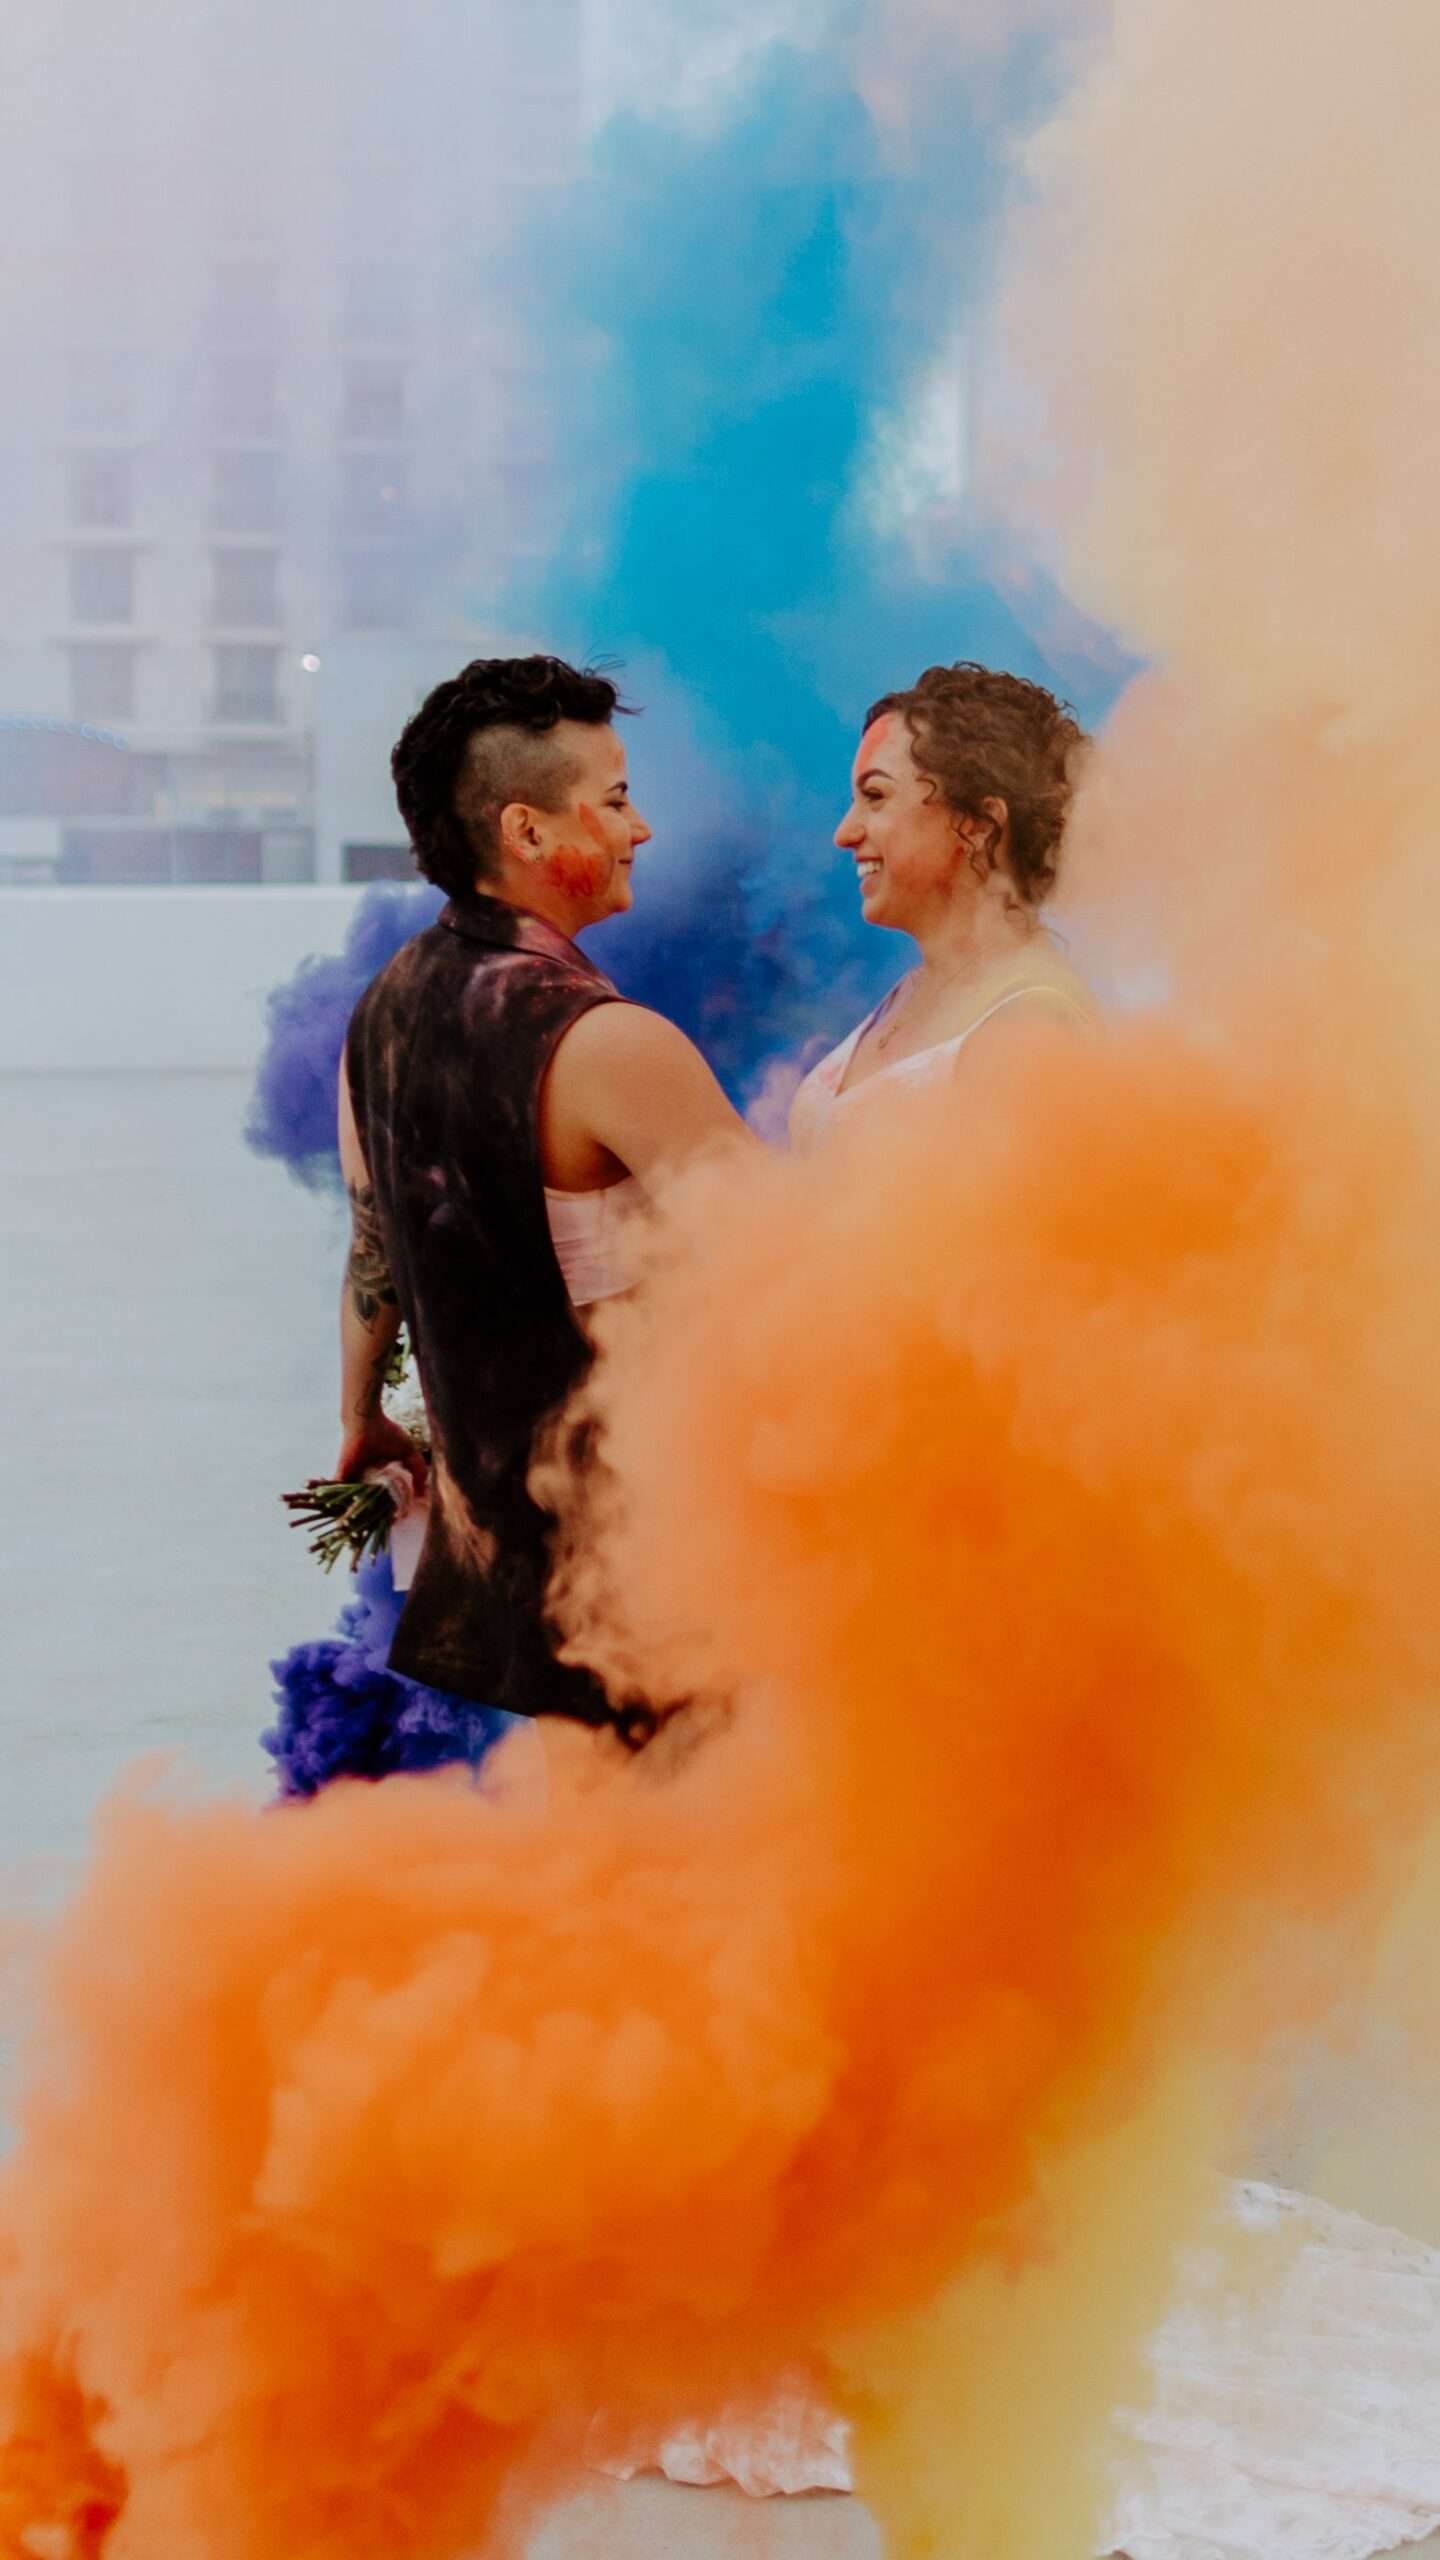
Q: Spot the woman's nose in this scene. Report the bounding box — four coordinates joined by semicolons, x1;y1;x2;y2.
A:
835;809;863;850
632;812;653;845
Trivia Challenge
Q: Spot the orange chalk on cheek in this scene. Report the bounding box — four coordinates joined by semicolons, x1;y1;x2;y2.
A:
545;803;613;898
546;843;606;898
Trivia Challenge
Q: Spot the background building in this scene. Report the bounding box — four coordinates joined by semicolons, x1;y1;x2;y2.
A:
0;0;583;885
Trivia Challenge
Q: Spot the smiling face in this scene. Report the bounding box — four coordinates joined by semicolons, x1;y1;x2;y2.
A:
500;721;652;931
834;713;976;935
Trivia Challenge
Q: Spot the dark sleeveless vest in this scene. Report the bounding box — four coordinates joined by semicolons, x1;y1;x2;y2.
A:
344;894;621;1720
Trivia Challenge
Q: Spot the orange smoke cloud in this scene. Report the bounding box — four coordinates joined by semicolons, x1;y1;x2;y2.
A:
6;4;1440;2556
4;989;1437;2557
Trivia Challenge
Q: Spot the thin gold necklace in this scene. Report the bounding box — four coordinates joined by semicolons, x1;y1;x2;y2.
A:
873;954;986;1054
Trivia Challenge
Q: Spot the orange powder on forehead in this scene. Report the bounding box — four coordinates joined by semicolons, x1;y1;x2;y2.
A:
855;715;897;772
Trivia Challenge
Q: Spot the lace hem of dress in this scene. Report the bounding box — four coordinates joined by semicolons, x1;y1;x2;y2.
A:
1102;2182;1440;2560
586;2184;1440;2557
585;2369;851;2500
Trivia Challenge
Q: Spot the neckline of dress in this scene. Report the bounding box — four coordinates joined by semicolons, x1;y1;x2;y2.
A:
829;1013;974;1103
833;940;1071;1101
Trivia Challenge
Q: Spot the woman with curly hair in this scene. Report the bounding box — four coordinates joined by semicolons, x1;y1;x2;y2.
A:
791;662;1096;1148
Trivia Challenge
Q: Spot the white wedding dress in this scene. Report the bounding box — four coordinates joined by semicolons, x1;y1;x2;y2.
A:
580;981;1440;2555
587;2180;1440;2559
1105;2181;1440;2560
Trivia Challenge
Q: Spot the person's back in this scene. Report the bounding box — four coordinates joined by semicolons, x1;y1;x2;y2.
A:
346;894;620;1718
334;655;750;1734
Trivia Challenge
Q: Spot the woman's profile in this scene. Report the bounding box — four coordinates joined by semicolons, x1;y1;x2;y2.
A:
791;661;1095;1152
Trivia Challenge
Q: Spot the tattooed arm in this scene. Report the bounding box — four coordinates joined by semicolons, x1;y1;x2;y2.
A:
334;1064;427;1488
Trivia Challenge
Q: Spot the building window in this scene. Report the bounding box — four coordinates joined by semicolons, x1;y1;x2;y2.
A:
69;451;133;529
175;828;262;883
69;548;136;625
212;356;278;439
339;358;405;439
337;548;406;630
338;453;405;531
210;257;278;341
60;829;169;885
339;261;410;342
260;828;314;883
211;548;278;627
212;450;278;532
343;842;414;883
68;644;137;723
66;352;132;436
212;644;280;724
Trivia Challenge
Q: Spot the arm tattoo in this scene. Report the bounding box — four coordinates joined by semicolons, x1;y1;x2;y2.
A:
346;1180;398;1327
358;1335;392;1420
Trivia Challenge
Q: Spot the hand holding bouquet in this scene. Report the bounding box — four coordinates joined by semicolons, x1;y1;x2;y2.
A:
282;1336;430;1573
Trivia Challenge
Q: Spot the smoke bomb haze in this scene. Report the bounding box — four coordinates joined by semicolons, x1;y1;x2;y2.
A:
4;5;1440;2559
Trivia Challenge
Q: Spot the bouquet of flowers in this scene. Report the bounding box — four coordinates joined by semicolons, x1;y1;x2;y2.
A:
282;1335;429;1573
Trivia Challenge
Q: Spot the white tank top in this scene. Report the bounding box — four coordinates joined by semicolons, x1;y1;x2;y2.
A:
544;1176;644;1307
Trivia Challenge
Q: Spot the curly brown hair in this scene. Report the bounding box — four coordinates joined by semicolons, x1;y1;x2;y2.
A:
865;662;1089;908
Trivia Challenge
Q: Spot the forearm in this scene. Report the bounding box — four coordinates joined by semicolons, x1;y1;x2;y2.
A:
337;1176;403;1457
340;1283;402;1436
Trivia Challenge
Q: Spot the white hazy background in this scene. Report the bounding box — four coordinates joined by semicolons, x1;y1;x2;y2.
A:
2;1073;339;1865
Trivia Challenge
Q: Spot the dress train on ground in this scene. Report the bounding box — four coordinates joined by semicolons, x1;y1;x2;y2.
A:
589;2182;1440;2560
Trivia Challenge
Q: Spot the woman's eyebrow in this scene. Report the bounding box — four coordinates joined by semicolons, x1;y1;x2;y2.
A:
856;762;893;787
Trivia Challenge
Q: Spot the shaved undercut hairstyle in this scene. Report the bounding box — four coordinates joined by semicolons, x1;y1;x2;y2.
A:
392;654;628;900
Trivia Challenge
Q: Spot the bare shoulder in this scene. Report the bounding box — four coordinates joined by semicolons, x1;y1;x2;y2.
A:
556;999;699;1066
963;986;1096;1071
550;999;715;1093
548;999;749;1184
994;986;1093;1028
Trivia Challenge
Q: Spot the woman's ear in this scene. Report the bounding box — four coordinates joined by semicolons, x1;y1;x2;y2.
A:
499;801;543;864
979;795;1010;858
960;796;1010;883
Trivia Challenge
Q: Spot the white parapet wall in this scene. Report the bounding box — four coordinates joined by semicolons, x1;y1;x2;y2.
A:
0;887;370;1072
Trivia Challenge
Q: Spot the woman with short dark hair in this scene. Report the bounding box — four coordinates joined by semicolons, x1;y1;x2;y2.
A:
336;653;749;1742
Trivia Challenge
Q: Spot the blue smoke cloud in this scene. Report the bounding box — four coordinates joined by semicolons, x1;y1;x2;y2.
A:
247;10;1131;1185
262;1550;516;1797
517;28;1131;1056
245;883;442;1190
